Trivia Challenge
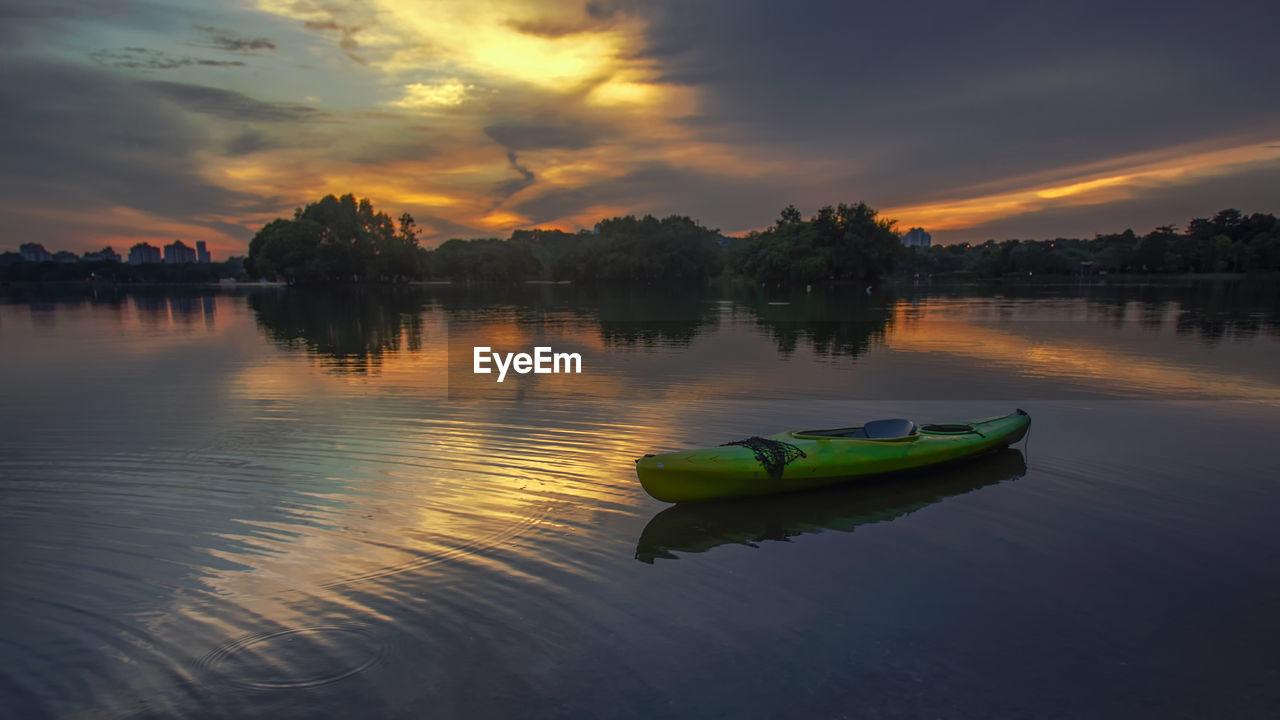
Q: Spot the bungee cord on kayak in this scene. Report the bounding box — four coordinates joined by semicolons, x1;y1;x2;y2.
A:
720;437;807;479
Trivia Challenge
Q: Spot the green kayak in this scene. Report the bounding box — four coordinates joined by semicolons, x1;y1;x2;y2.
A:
635;409;1030;503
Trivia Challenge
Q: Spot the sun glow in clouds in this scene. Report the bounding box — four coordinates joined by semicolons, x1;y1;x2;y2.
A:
255;0;643;88
390;79;474;109
229;0;738;243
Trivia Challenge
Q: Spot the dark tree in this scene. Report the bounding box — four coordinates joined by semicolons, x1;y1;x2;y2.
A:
246;194;425;283
734;202;901;286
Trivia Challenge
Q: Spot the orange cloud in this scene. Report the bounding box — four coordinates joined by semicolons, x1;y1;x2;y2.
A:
885;140;1280;233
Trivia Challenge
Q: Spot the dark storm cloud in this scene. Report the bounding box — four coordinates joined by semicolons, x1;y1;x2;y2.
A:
493;151;537;201
304;18;360;49
0;0;87;38
584;0;640;21
628;0;1280;205
302;17;364;63
505;15;611;38
194;25;277;52
225;129;270;156
0;0;138;25
0;0;121;44
417;214;490;243
141;81;320;122
0;58;278;238
90;47;246;69
205;218;258;240
483;118;606;151
340;130;438;165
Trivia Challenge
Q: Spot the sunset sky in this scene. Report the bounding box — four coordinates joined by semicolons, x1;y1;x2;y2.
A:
3;0;1278;256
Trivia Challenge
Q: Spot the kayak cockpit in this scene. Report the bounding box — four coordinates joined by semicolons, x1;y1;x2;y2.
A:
794;418;917;440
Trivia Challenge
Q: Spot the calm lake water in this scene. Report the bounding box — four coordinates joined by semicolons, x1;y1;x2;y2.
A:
2;280;1279;719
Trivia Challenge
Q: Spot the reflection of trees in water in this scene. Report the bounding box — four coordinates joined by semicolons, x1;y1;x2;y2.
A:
0;286;222;329
1165;281;1279;342
1;284;129;308
241;280;1277;371
434;285;894;356
1073;281;1279;343
902;279;1280;344
248;284;897;364
735;286;896;358
588;292;720;348
432;285;722;348
247;288;428;372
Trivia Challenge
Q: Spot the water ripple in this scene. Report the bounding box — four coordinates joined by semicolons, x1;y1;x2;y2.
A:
200;625;385;690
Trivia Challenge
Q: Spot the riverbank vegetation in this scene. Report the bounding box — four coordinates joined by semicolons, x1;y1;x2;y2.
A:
252;197;892;286
905;209;1280;279
731;203;901;285
0;255;248;284
4;194;1276;287
245;194;425;283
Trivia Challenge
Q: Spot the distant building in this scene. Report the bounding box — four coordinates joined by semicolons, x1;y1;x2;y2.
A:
164;240;197;264
128;242;162;264
19;243;53;262
195;241;211;264
902;227;932;248
53;251;78;264
83;246;122;263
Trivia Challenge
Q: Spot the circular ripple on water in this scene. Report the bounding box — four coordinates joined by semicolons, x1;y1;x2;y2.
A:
201;625;385;690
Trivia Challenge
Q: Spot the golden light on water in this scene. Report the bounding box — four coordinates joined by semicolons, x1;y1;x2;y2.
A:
194;312;689;613
19;291;1278;630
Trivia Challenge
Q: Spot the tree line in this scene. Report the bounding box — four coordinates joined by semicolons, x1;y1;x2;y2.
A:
904;208;1280;278
6;194;1276;286
241;195;902;286
0;255;248;284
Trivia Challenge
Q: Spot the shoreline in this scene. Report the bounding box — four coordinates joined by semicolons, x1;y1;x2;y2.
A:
1;271;1275;294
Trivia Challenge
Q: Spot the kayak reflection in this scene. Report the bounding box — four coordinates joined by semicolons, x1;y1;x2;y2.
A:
635;449;1026;563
